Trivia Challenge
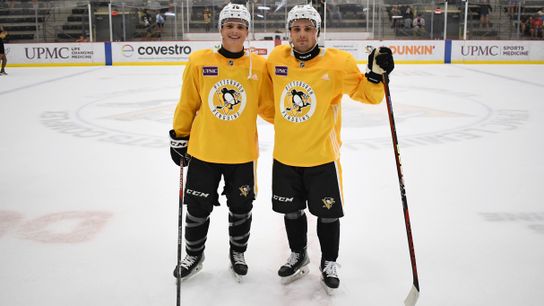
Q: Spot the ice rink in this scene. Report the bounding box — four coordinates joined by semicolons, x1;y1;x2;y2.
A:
1;64;543;306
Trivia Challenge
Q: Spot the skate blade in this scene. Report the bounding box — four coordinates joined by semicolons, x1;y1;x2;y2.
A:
280;265;309;285
176;263;203;284
321;280;338;296
230;266;245;283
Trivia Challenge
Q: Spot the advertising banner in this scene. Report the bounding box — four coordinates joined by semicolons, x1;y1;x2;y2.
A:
451;41;544;63
326;40;445;63
111;40;275;65
5;43;105;66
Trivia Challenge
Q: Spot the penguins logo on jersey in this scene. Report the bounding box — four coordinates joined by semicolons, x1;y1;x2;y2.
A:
322;197;336;210
279;81;317;123
239;185;251;197
208;79;247;121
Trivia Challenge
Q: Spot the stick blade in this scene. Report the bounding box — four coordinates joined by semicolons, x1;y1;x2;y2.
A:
404;285;420;306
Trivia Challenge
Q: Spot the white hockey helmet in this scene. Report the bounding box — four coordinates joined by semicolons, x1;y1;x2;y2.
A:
219;3;251;29
287;4;321;30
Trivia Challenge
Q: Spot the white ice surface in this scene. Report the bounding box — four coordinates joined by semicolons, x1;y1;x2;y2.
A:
1;64;543;306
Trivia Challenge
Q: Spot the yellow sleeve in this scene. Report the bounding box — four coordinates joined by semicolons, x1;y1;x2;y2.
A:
341;53;385;105
257;67;275;124
173;61;201;137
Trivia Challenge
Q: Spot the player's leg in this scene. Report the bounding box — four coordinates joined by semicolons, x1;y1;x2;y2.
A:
174;157;221;281
272;159;310;284
305;160;344;294
222;161;256;280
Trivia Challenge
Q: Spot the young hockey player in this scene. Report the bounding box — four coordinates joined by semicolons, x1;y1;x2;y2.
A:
0;25;8;75
265;4;395;294
169;2;273;282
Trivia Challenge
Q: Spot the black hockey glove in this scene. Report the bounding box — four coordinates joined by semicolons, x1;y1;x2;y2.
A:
365;47;395;84
169;129;190;167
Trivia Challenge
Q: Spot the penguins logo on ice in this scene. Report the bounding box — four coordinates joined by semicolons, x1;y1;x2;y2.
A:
279;80;317;123
208;79;247;121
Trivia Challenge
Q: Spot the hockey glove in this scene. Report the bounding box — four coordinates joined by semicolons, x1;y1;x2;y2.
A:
365;47;395;84
169;129;190;167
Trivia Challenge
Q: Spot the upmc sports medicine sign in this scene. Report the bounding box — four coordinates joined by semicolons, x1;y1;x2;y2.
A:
7;43;105;66
451;41;544;63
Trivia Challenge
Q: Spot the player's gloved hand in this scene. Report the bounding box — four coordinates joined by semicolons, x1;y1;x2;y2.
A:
365;47;395;84
169;129;190;167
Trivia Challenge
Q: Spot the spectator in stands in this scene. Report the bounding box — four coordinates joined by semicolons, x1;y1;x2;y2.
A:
142;10;154;40
412;14;425;36
390;5;401;29
76;33;89;42
403;6;414;29
508;0;520;20
156;11;165;32
479;0;492;28
203;7;212;32
530;14;543;38
0;25;7;75
525;16;534;37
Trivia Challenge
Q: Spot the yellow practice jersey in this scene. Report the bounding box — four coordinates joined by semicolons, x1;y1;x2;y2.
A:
173;49;274;164
266;45;385;167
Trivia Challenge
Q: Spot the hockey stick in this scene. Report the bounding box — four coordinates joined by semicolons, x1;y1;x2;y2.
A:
383;74;420;306
176;160;185;306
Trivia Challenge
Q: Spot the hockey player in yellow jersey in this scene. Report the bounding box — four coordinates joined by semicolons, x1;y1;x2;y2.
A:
266;4;395;293
169;2;273;282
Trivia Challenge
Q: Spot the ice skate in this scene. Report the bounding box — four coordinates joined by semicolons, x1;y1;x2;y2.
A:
173;253;205;282
229;249;248;282
320;260;340;295
278;249;310;284
0;70;6;75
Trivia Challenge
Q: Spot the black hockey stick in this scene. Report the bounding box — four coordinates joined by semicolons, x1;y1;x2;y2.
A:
176;160;185;306
383;74;420;306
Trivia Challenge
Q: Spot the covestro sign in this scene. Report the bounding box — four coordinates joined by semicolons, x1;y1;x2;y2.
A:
112;41;214;64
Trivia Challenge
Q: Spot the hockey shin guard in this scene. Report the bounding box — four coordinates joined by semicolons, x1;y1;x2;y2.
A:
184;209;210;256
229;207;252;253
317;218;340;262
284;211;308;252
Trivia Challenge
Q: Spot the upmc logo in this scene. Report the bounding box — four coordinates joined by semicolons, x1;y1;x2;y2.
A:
25;47;70;59
461;45;499;56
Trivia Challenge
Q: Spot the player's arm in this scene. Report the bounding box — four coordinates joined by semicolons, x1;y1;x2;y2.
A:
342;48;394;105
170;60;201;166
172;60;201;136
257;66;275;124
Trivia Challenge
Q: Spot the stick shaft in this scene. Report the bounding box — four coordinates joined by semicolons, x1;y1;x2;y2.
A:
383;75;420;292
176;161;184;306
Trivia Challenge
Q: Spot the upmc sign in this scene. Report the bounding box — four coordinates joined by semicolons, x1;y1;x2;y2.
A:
25;47;70;59
451;41;541;63
7;43;105;65
460;45;500;56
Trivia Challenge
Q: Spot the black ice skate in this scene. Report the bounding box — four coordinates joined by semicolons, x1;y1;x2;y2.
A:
0;70;7;75
229;249;248;282
320;260;340;295
278;249;309;284
173;253;205;282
